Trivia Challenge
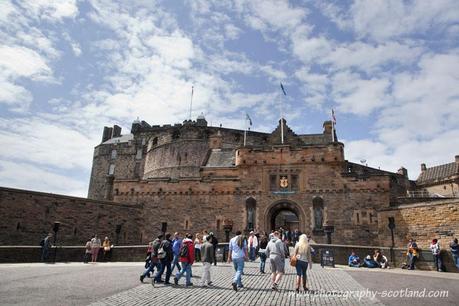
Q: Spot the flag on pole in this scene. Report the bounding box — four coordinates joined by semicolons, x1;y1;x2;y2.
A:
245;113;252;126
332;109;336;124
280;83;287;96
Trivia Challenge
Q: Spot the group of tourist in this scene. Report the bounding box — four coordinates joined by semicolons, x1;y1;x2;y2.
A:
347;237;459;272
348;249;389;268
83;235;112;263
140;231;219;287
139;229;314;293
40;233;113;263
403;238;458;271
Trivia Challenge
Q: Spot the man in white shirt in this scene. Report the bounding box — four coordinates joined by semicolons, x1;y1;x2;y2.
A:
248;231;258;262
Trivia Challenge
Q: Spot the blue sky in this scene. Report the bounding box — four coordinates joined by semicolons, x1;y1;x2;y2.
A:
0;0;458;196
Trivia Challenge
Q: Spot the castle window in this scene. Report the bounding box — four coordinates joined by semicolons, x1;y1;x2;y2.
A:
312;197;324;230
108;164;115;175
216;219;221;230
291;174;299;191
185;220;189;230
111;149;117;159
356;213;360;224
270;175;277;191
152;137;158;146
136;149;142;160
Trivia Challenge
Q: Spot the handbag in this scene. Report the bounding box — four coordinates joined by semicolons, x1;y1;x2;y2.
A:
290;255;297;267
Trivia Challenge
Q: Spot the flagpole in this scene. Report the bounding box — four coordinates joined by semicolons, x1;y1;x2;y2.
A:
244;114;247;147
331;119;335;142
280;89;284;144
189;86;194;120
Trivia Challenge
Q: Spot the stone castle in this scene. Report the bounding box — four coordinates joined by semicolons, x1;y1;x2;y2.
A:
86;115;456;246
1;115;457;249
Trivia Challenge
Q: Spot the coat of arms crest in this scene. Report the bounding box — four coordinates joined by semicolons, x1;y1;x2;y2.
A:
279;176;288;188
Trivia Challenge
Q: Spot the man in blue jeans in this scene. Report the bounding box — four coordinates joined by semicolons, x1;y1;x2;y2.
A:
140;234;163;282
174;233;195;287
171;232;182;274
228;230;248;292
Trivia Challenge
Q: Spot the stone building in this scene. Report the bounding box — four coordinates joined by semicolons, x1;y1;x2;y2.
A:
415;155;459;197
87;116;416;245
1;116;458;249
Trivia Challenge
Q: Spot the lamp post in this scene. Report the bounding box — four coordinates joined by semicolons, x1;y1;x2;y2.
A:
323;225;334;244
223;219;233;243
388;217;396;265
52;221;60;264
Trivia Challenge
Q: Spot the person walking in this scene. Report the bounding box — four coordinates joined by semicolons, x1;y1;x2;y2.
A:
430;239;443;272
209;232;219;266
140;234;163;283
293;234;312;293
171;232;182;274
450;238;459;270
91;234;101;263
228;230;248;291
248;231;258;262
258;233;268;273
174;233;195;287
155;233;173;285
194;233;202;262
266;231;286;291
40;233;53;262
200;235;215;287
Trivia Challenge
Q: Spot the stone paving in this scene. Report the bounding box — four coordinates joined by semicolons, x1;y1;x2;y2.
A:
90;261;383;306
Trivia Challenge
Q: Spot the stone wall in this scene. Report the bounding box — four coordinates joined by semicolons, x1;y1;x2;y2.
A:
0;187;142;246
378;199;459;248
113;149;392;246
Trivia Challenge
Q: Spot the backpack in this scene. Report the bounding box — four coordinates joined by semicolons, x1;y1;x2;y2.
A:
179;242;189;257
157;241;166;260
40;239;45;247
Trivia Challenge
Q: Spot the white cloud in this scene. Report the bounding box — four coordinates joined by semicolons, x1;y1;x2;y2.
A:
18;0;79;22
0;117;95;170
236;0;307;33
0;45;52;79
0;160;87;196
332;72;391;115
347;0;459;41
145;35;194;69
0;79;32;111
322;41;423;73
62;32;82;56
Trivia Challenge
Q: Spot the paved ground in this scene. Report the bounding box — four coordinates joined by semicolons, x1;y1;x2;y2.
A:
0;261;457;306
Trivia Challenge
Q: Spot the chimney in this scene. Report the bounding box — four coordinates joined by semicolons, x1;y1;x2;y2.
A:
455;155;459;164
323;121;332;134
112;125;122;138
397;167;408;178
421;163;427;172
102;126;113;143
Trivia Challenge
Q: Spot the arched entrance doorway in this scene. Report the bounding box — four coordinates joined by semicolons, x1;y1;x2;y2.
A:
265;201;304;232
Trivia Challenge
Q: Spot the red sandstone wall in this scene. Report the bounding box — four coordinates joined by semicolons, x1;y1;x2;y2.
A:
378;199;459;248
0;187;142;246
